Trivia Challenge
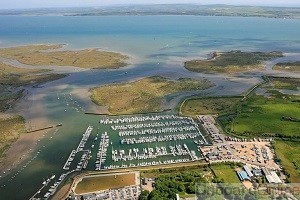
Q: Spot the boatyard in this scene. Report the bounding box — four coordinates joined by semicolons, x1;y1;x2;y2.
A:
198;115;280;170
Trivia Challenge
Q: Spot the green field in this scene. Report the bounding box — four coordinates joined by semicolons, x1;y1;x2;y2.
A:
211;164;241;183
91;76;213;115
180;97;242;116
75;173;136;194
273;61;300;72
274;141;300;183
216;77;300;138
208;77;300;185
184;51;283;74
268;76;300;90
141;165;212;179
225;93;300;138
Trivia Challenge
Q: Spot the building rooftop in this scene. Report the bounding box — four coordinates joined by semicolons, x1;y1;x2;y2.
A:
253;169;263;177
243;165;253;177
271;171;282;184
237;171;251;181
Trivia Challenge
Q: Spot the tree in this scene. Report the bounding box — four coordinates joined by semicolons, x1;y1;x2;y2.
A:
148;190;166;200
139;190;149;200
186;182;195;194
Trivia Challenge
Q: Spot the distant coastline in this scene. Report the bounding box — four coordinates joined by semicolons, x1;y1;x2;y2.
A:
0;4;300;19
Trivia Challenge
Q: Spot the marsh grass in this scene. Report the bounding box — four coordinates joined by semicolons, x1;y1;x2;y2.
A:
90;76;213;115
0;116;25;157
273;61;300;72
184;51;283;73
0;44;128;69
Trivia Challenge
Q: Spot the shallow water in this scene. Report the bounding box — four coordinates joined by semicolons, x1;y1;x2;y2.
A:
0;15;300;199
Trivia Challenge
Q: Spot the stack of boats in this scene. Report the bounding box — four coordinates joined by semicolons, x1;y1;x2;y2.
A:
42;170;75;199
63;126;93;171
63;150;76;170
76;150;91;170
169;144;188;156
118;126;197;137
96;114;206;170
100;114;197;125
111;119;197;131
111;144;198;163
103;158;192;170
95;132;109;170
120;132;202;144
76;126;93;152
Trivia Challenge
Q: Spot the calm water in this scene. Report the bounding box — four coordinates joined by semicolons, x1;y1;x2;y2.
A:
0;15;300;199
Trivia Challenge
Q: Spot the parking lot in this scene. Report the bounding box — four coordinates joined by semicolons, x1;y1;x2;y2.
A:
76;185;141;200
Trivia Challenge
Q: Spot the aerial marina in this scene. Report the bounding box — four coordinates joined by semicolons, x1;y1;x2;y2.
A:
27;114;209;198
94;114;208;170
0;5;299;199
57;115;205;191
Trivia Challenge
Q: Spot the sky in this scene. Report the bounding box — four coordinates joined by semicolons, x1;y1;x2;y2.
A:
1;0;300;9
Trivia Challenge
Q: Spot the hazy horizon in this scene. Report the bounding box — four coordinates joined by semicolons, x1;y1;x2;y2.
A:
1;0;300;10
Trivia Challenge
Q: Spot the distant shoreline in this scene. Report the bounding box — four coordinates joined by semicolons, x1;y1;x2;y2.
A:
0;4;300;19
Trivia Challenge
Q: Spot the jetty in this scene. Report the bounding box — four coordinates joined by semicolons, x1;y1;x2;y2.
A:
63;126;93;170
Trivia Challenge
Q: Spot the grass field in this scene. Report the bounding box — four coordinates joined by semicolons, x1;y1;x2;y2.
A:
141;165;212;179
74;173;136;194
180;97;242;116
0;44;128;69
90;76;213;115
268;76;300;90
273;61;300;72
184;51;283;74
0;115;25;157
206;77;300;185
211;164;241;183
274;141;300;183
228;93;300;138
216;77;300;138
